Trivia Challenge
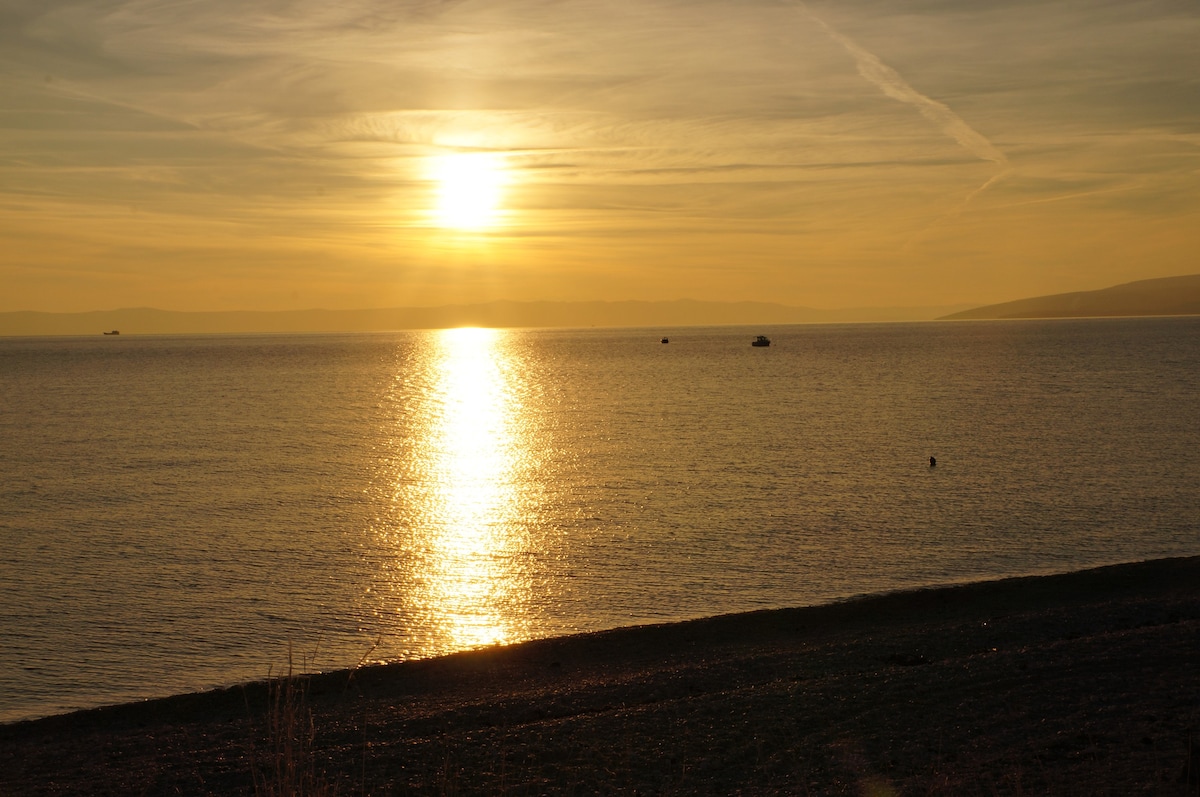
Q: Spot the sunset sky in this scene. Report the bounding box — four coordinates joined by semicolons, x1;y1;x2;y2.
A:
2;0;1198;314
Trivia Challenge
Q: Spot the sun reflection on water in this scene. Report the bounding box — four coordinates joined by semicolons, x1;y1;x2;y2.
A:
375;327;534;656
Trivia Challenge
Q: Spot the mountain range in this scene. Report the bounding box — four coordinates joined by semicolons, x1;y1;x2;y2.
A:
2;274;1197;336
939;274;1200;320
0;301;962;336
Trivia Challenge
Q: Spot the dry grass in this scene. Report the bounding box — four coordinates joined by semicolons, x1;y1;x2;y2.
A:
252;651;335;797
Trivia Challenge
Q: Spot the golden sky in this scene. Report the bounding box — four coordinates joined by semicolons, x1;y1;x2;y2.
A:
2;0;1198;313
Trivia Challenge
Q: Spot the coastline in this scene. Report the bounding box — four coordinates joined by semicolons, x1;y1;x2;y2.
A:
3;556;1198;795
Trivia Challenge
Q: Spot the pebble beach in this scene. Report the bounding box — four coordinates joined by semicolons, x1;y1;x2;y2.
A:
3;556;1199;795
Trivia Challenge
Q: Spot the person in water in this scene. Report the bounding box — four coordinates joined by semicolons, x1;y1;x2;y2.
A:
929;456;937;467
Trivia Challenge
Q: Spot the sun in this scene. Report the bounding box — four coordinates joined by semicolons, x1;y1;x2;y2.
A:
430;153;508;231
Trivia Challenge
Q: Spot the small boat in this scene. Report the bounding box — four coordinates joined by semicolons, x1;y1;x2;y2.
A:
661;337;669;344
751;335;770;347
103;330;120;336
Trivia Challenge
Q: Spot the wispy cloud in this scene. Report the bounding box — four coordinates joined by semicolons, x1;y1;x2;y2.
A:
1;0;1198;311
799;0;1010;226
801;5;1006;168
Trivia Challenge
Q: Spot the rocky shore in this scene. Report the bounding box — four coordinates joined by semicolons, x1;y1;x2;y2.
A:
3;556;1199;795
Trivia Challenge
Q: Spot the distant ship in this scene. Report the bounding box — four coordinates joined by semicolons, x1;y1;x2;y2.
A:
103;330;120;336
751;335;770;347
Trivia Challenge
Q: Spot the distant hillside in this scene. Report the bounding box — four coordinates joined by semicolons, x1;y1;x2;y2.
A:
941;274;1200;320
0;300;967;336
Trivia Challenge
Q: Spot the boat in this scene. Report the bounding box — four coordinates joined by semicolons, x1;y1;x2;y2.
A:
661;337;669;344
103;330;120;335
751;335;770;347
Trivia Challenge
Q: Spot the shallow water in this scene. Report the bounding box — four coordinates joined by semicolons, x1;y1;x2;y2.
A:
1;318;1198;722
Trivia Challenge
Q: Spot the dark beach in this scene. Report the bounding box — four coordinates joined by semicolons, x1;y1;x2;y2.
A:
3;556;1199;796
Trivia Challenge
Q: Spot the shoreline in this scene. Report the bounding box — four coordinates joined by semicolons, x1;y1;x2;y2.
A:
4;555;1199;794
3;557;1186;727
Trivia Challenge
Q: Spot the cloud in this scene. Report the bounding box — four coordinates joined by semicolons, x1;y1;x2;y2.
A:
802;6;1006;168
1;0;1198;310
798;0;1010;227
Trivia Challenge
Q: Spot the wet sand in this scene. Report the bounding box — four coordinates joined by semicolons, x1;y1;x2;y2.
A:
3;556;1199;795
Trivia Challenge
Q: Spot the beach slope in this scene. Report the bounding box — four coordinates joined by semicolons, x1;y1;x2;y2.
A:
3;557;1199;795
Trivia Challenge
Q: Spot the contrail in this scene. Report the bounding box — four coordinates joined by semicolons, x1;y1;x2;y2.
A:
800;3;1009;207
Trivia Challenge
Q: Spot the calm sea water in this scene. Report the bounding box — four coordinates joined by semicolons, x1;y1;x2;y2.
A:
1;319;1198;722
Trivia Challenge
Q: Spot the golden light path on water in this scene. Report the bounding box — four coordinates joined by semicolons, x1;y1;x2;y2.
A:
372;327;537;657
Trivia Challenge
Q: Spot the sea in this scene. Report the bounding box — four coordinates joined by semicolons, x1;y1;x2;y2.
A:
1;318;1198;723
